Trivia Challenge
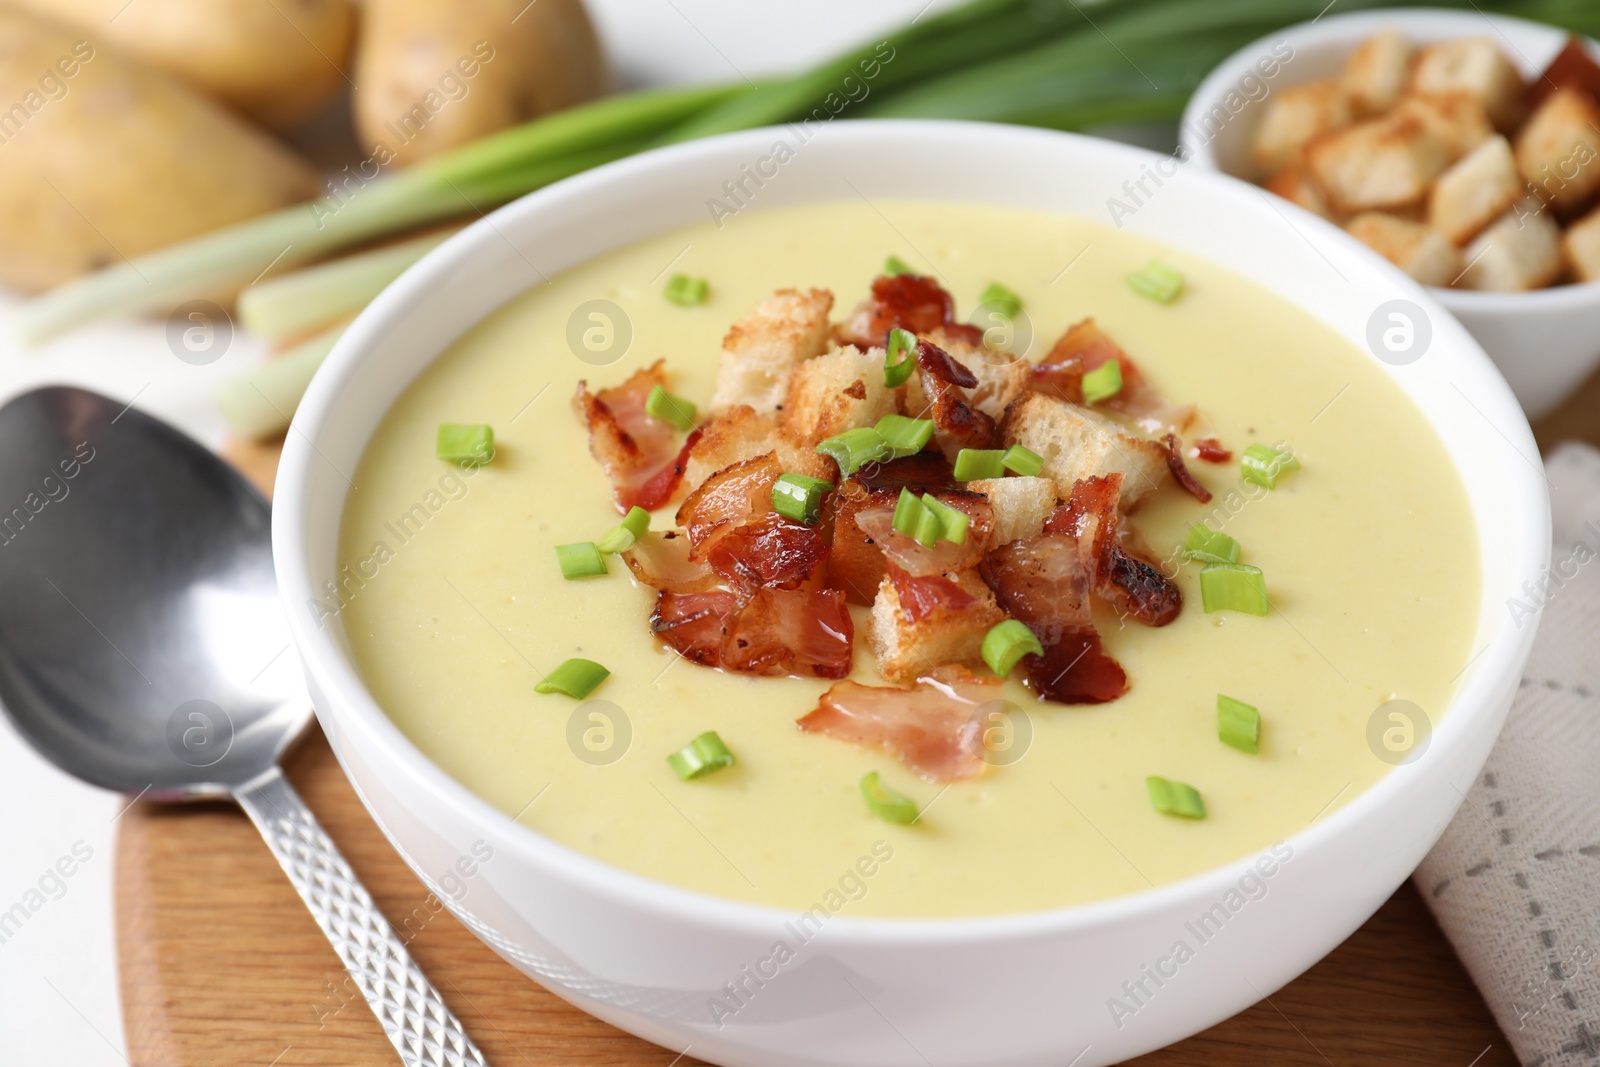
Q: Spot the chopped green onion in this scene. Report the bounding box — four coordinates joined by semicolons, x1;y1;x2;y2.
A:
1199;563;1269;616
860;771;920;824
979;281;1023;319
1183;525;1241;565
1217;695;1260;755
1240;443;1300;489
1126;260;1185;303
922;494;969;545
556;542;607;579
535;658;609;699
953;448;1006;481
815;427;893;477
884;255;915;276
1146;776;1206;819
892;487;943;547
981;619;1043;677
874;413;935;457
1081;359;1123;404
667;731;735;780
663;273;710;306
884;327;917;387
645;385;697;431
1002;444;1043;477
597;506;651;554
436;423;495;465
772;472;834;525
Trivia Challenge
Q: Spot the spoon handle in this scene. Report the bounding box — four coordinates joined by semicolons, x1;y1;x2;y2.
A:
236;766;489;1067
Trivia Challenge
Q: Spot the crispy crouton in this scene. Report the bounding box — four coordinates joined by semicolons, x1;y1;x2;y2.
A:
1000;393;1168;509
1394;94;1494;161
1459;203;1564;291
1307;112;1454;213
870;570;1005;684
924;328;1031;419
967;476;1058;545
1342;29;1413;116
1515;89;1600;214
710;288;833;414
1252;79;1353;175
1345;214;1462;285
1430;135;1522;243
1265;159;1333;218
684;405;831;489
1410;37;1526;131
1564;206;1600;282
780;345;900;445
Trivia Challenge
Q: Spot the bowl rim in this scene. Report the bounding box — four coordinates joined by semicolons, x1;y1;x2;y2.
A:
1177;5;1600;309
275;118;1550;944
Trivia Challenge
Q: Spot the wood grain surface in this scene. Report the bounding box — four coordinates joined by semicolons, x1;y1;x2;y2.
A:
117;371;1600;1067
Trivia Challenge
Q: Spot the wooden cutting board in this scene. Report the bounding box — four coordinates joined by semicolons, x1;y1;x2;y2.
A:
120;370;1600;1067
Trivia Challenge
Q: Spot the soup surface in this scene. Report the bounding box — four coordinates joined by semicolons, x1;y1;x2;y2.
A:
338;200;1478;918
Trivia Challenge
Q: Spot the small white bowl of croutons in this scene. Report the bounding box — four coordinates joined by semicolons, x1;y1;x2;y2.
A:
1179;9;1600;419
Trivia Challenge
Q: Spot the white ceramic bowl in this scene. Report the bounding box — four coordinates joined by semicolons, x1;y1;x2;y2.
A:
274;120;1550;1067
1179;8;1600;421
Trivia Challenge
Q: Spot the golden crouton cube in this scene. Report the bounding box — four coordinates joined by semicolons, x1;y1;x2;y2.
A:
870;570;1005;684
1430;135;1523;244
1564;206;1600;283
1342;29;1413;116
1393;94;1494;161
1307;112;1454;213
967;476;1058;546
1459;204;1564;291
923;328;1031;419
999;393;1168;509
780;345;900;445
1345;213;1462;286
710;288;833;414
684;405;831;490
1252;79;1353;175
1515;89;1600;214
1409;37;1526;130
1265;159;1333;218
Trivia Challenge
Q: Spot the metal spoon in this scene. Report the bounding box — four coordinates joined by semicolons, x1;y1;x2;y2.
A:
0;386;487;1067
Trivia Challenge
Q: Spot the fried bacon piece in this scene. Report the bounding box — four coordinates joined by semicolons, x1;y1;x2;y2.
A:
1046;475;1183;628
888;563;979;624
828;455;957;604
1033;319;1196;437
675;453;782;559
704;512;829;590
724;588;854;678
980;529;1128;704
650;590;741;666
1193;437;1232;463
574;360;700;512
913;338;1001;455
853;490;993;577
797;666;1003;781
836;273;985;350
622;531;718;593
650;588;853;679
1161;433;1213;503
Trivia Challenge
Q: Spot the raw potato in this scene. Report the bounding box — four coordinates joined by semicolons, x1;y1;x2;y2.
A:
0;5;317;293
354;0;607;167
9;0;355;130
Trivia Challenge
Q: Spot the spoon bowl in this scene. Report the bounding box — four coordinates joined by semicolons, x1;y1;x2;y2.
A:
0;386;489;1067
0;386;304;798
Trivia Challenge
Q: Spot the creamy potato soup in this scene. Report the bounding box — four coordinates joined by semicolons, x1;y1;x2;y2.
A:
337;200;1478;918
